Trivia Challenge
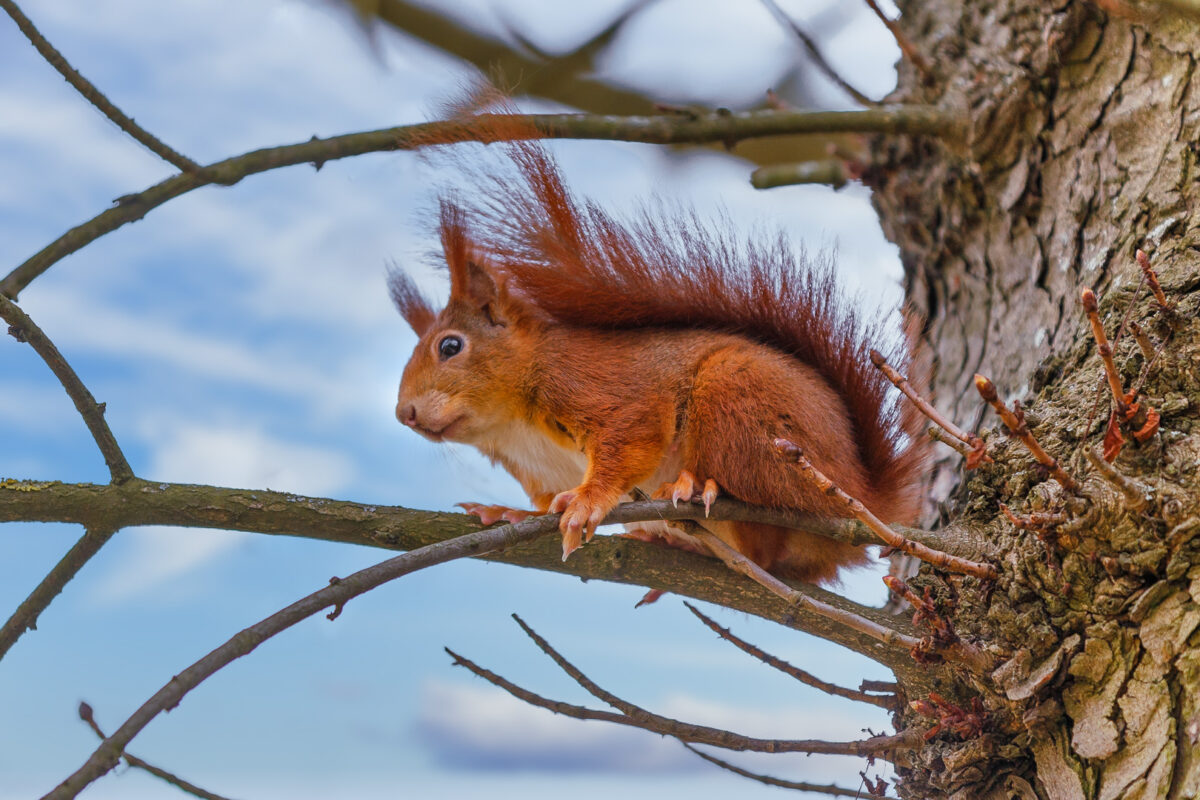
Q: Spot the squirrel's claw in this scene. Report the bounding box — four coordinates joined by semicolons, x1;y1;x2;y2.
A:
701;479;719;517
654;471;720;515
551;487;615;559
457;501;534;526
635;589;666;607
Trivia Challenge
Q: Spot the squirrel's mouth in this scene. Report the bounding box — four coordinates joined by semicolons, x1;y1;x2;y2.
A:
414;414;466;442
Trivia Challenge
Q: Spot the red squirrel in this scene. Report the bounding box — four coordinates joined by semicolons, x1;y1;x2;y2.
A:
391;133;926;584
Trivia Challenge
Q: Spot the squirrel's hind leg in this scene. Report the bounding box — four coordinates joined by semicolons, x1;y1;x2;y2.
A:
653;469;720;515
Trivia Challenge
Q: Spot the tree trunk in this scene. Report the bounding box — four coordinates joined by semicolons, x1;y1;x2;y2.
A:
870;3;1200;798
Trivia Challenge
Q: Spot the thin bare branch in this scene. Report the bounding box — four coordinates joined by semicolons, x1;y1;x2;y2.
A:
973;374;1080;492
683;743;895;798
0;0;200;173
41;523;554;800
449;645;919;758
1080;289;1129;413
1135;249;1173;309
870;349;989;467
1129;321;1157;362
0;295;132;482
758;0;877;106
684;602;893;708
669;521;922;653
775;439;999;580
927;426;973;459
751;160;848;189
497;615;921;758
0;526;117;662
77;703;239;800
861;0;933;80
374;0;657;115
1;104;960;300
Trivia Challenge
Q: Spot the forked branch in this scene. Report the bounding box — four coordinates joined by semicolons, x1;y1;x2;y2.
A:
446;615;923;758
77;703;237;800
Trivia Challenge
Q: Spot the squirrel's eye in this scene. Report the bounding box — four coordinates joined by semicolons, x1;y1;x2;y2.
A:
438;335;464;360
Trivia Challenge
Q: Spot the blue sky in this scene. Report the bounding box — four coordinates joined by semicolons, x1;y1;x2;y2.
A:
0;1;908;797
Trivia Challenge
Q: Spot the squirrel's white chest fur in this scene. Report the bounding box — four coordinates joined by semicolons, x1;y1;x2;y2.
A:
478;419;589;498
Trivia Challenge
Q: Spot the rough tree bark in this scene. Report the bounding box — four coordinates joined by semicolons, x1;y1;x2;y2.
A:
868;3;1200;799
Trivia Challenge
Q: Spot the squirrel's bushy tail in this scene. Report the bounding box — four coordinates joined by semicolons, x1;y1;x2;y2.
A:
437;112;927;523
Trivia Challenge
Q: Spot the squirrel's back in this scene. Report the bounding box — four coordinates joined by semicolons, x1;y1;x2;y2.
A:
452;134;926;527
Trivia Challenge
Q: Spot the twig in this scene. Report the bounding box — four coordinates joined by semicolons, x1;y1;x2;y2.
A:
870;349;989;467
41;523;555;800
973;375;1079;492
1;104;961;299
0;526;117;662
684;602;892;708
927;426;973;459
861;0;933;81
507;614;922;757
1080;288;1161;457
1084;447;1153;512
77;703;239;800
883;577;995;673
775;438;998;580
758;0;877;106
1128;321;1157;362
1080;289;1128;414
1135;250;1171;309
751;160;848;190
0;0;200;173
860;680;898;694
447;645;920;757
683;743;892;798
0;295;132;482
679;521;924;652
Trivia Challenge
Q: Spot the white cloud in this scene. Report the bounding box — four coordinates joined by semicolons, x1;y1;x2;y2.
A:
91;525;248;604
0;379;80;434
89;420;356;602
416;680;698;773
19;284;391;419
143;420;355;495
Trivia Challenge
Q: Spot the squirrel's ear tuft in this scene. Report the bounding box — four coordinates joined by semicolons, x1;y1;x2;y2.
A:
388;267;436;336
442;198;514;326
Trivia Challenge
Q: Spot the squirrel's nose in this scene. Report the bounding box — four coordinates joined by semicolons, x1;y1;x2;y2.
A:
397;403;418;427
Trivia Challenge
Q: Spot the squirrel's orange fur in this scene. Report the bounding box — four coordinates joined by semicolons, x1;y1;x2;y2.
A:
392;133;926;584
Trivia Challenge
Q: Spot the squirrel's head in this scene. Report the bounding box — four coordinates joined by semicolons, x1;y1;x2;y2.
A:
391;202;534;446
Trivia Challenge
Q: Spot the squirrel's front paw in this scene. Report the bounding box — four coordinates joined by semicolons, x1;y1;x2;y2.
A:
550;487;617;560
